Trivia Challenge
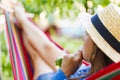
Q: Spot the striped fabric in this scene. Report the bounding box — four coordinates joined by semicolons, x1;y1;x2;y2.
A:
4;12;33;80
87;62;120;80
4;11;64;80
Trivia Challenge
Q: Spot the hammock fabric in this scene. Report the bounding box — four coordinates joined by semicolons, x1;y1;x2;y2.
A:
4;10;68;79
4;11;65;80
4;11;120;80
87;62;120;80
5;12;31;80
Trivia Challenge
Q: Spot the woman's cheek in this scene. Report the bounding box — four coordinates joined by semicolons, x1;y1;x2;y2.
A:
82;42;94;61
82;47;91;61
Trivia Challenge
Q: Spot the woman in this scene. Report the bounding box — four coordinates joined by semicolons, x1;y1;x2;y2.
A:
13;3;119;80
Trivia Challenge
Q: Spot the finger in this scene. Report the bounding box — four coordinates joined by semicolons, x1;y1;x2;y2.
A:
63;54;69;59
74;51;83;61
59;49;68;58
69;53;75;59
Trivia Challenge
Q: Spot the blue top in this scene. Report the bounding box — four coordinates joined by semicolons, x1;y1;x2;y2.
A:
51;69;66;80
70;64;91;80
51;64;91;80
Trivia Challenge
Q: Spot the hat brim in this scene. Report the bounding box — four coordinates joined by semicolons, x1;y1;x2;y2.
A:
78;12;120;63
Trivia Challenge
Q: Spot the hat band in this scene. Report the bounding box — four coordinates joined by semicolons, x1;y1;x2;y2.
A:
91;14;120;53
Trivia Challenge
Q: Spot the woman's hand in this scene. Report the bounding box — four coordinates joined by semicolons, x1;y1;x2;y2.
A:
61;51;83;77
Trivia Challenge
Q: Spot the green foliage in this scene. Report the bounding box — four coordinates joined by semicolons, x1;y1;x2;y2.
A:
20;0;81;18
19;0;111;18
51;33;83;53
92;0;110;6
0;32;13;80
56;58;63;67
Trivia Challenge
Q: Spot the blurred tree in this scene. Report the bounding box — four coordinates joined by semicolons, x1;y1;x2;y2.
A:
20;0;111;18
92;0;110;6
0;31;13;80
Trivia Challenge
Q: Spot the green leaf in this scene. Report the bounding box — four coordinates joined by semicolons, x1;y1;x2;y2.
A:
56;58;63;67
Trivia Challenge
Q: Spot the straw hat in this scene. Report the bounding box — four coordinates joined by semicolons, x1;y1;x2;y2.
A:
78;4;120;63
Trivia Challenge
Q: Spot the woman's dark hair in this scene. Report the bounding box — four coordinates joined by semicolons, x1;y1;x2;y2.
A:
88;47;113;76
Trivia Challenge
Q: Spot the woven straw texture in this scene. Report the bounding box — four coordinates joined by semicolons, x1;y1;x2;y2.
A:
78;4;120;63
